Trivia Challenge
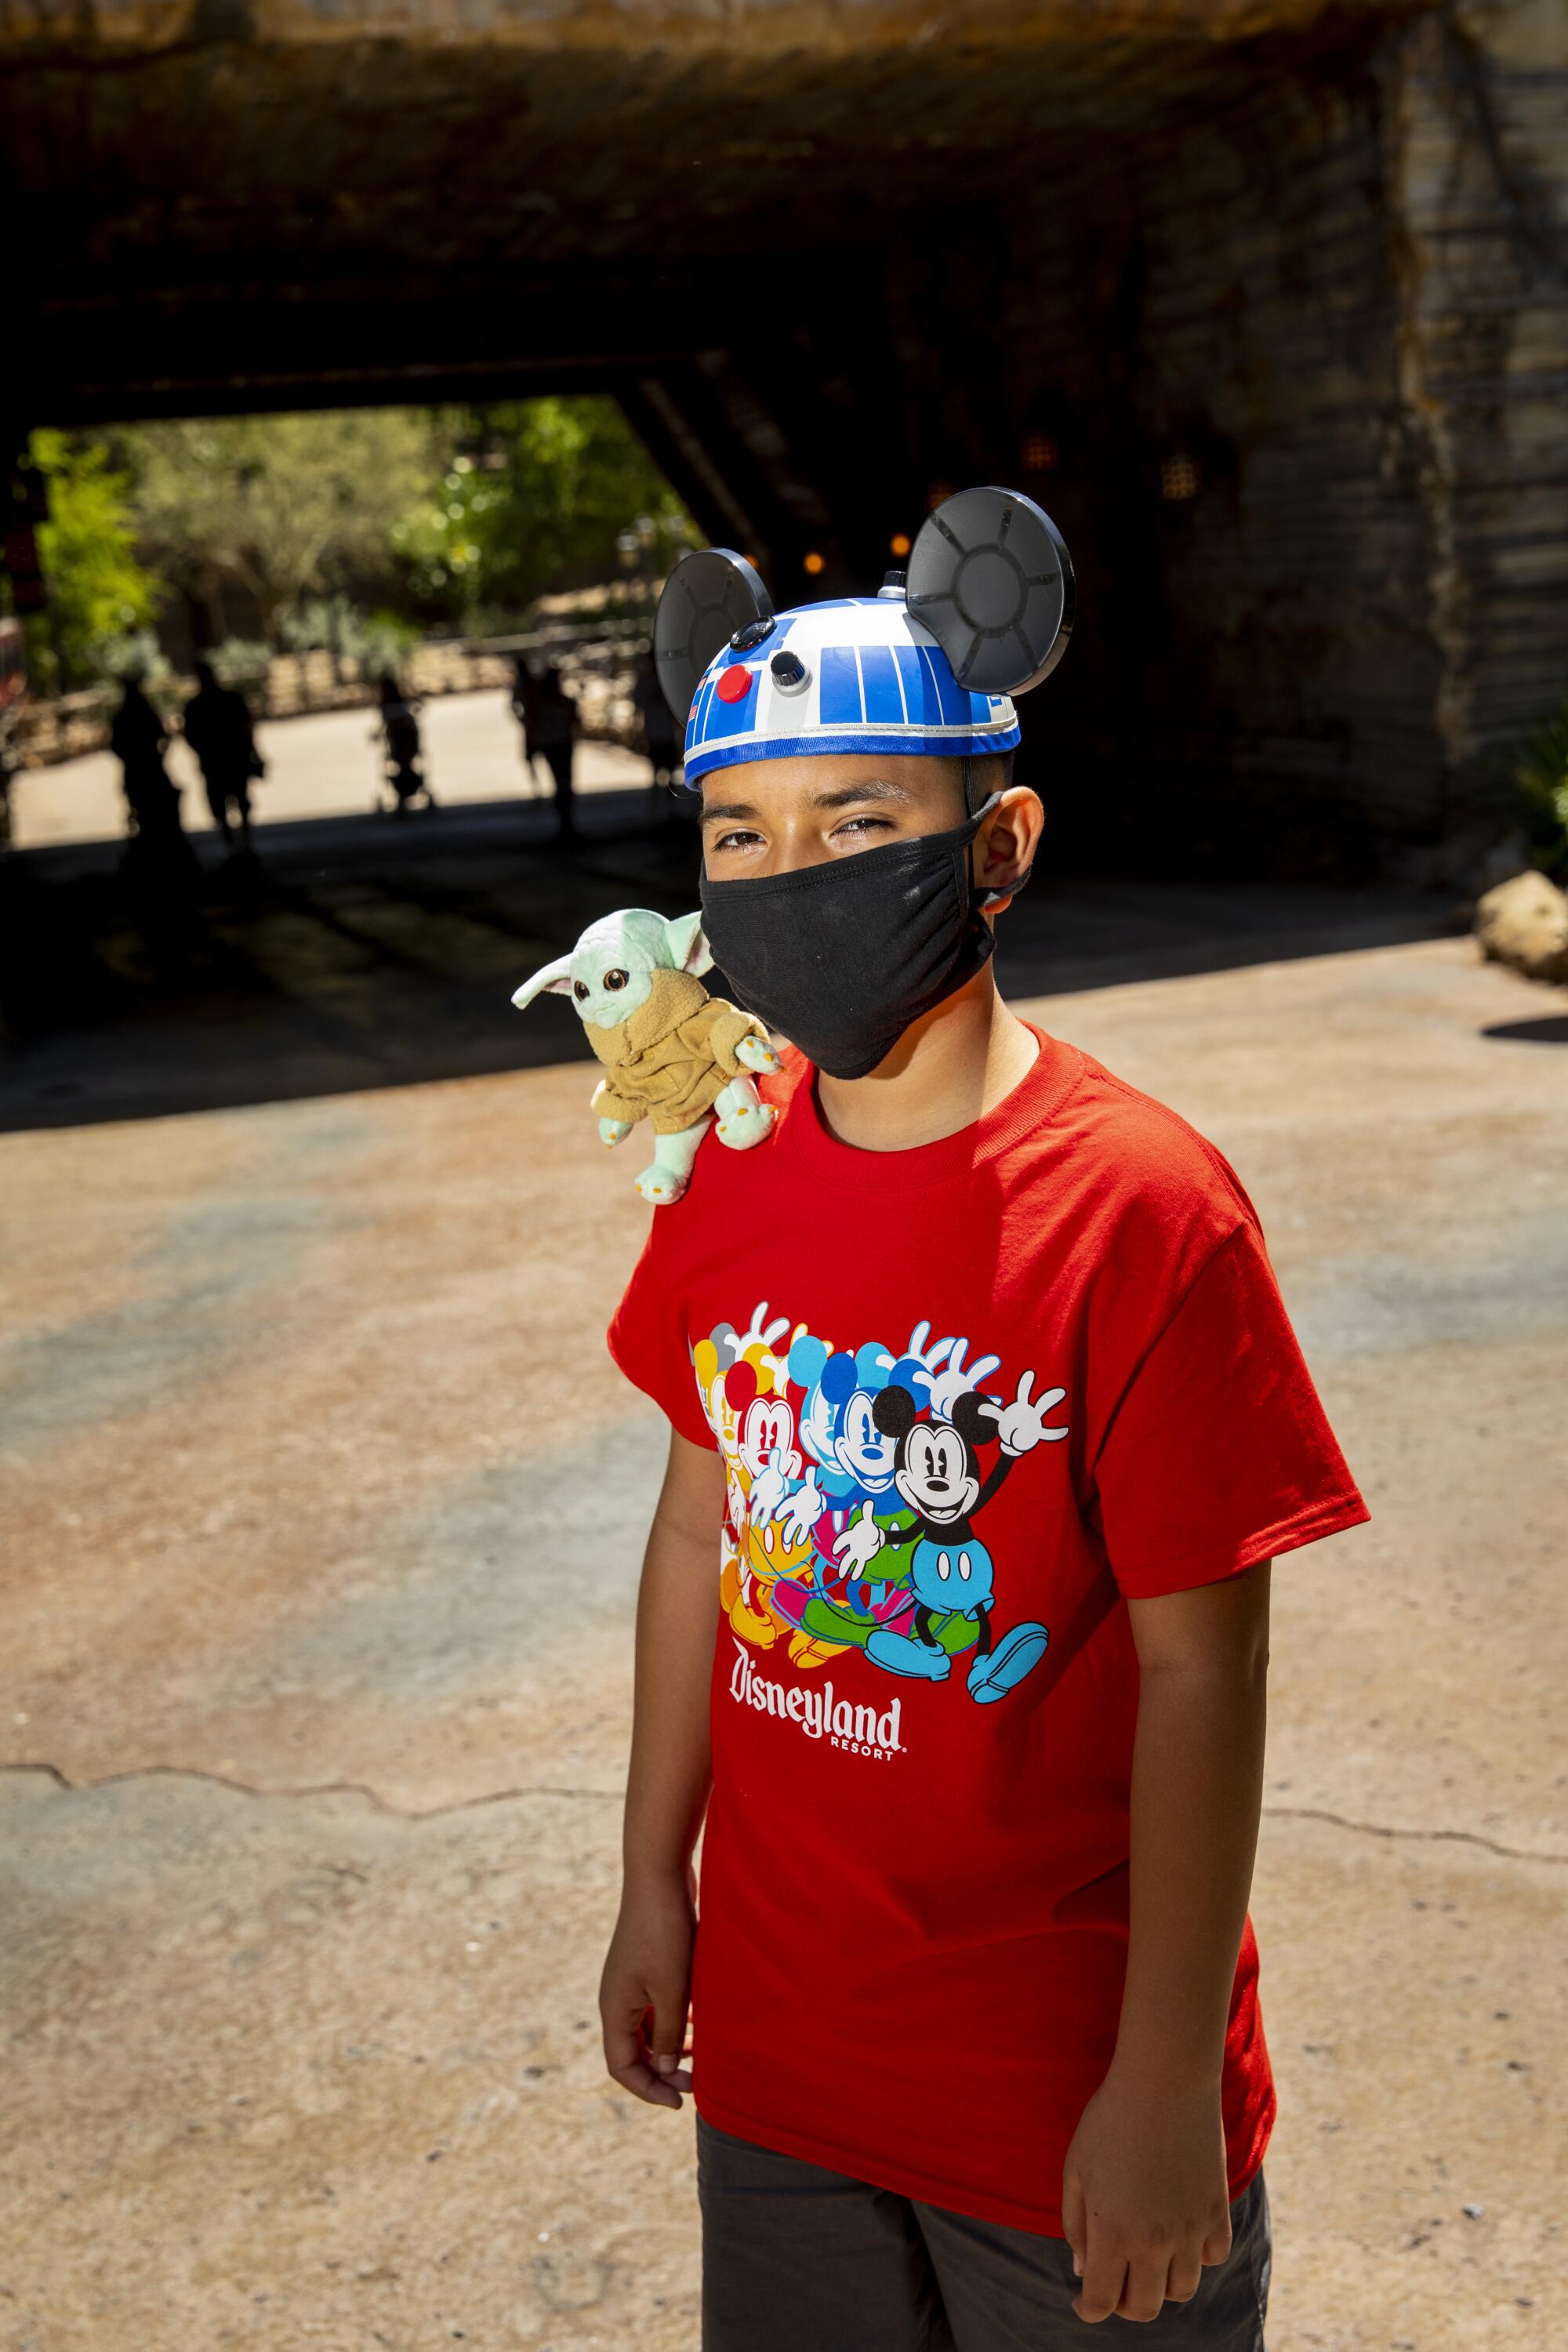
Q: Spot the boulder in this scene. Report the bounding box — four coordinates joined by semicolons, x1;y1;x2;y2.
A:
1474;869;1568;986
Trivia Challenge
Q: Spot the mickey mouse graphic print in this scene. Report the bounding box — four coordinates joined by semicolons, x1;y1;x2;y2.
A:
699;1307;1065;1708
608;1030;1368;2238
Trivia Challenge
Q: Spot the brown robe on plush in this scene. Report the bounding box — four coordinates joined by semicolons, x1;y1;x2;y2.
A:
584;968;770;1135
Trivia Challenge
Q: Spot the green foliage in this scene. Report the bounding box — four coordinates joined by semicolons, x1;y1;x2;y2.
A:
1512;695;1568;880
98;628;169;684
208;639;273;688
23;429;161;691
394;397;694;621
17;397;690;693
279;593;420;673
122;409;441;640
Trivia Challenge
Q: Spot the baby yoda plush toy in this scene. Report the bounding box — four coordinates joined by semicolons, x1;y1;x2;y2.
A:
511;908;781;1205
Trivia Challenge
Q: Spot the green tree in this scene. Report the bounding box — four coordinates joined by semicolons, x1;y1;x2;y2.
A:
122;408;441;644
22;429;161;691
394;397;692;620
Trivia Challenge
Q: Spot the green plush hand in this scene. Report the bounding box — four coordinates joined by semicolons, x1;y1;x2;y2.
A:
599;1116;634;1147
736;1033;782;1075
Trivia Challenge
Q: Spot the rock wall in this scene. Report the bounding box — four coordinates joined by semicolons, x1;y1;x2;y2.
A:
864;2;1567;860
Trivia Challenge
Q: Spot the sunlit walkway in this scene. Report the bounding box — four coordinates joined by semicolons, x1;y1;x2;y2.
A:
9;686;654;851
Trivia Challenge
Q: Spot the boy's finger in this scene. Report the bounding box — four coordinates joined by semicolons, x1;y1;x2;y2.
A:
1060;2171;1087;2278
610;2053;683;2108
1071;2243;1127;2325
648;1987;691;2069
1164;2250;1203;2305
601;2010;682;2109
1200;2214;1234;2267
1116;2250;1171;2325
648;2007;694;2092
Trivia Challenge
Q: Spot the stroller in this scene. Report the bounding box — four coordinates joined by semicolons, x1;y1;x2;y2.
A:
375;680;435;812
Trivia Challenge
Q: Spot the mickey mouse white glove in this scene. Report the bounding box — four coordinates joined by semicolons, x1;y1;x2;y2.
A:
980;1372;1069;1457
924;1336;1004;1422
831;1501;885;1580
777;1468;825;1546
747;1446;796;1528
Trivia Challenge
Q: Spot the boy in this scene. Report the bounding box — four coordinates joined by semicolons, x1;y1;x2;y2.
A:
599;508;1367;2347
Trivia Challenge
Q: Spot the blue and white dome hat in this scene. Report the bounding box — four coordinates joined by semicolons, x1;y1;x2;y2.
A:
655;486;1074;788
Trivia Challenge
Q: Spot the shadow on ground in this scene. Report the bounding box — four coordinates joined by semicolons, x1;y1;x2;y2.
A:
0;787;1462;1131
1481;1014;1568;1045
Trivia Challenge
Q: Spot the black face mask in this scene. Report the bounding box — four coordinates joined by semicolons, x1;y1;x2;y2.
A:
699;795;1011;1080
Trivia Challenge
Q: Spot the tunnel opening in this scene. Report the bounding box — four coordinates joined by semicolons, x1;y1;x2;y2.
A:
6;1;1564;885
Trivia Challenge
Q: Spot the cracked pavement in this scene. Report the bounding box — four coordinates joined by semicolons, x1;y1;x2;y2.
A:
2;897;1564;2349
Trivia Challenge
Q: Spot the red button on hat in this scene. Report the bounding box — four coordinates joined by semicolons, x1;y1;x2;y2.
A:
715;664;753;704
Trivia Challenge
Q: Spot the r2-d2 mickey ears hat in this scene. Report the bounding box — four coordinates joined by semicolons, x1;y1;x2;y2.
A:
655;485;1074;786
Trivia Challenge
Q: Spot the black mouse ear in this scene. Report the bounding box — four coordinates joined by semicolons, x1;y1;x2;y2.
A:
949;1392;996;1449
906;486;1073;696
654;548;774;720
873;1383;919;1439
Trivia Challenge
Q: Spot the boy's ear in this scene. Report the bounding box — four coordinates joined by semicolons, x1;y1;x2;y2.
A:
665;909;713;976
975;785;1044;910
511;954;576;1009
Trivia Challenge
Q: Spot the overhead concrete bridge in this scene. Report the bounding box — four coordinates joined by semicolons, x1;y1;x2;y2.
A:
5;0;1566;860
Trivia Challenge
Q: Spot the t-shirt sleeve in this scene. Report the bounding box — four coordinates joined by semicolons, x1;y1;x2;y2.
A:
606;1231;717;1450
1092;1220;1369;1599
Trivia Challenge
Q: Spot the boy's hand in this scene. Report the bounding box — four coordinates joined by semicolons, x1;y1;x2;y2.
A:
599;1875;696;2111
1061;2069;1232;2324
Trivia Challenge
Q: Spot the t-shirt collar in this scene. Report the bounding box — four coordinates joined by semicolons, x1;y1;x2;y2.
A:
785;1022;1084;1195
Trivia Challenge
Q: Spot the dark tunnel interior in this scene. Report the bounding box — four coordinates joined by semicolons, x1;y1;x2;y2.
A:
5;2;1563;877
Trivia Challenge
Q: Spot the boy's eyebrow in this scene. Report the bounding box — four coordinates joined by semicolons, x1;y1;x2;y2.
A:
809;778;919;811
702;776;919;825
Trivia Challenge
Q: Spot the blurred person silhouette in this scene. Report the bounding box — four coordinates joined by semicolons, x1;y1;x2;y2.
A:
0;719;16;855
183;656;264;855
633;651;680;792
111;673;201;941
375;673;434;813
510;654;547;793
112;675;185;849
532;659;579;840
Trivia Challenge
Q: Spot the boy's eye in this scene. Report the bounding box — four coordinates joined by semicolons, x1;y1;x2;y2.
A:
711;828;764;853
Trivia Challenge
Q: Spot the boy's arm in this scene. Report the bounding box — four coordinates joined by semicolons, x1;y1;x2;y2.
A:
1062;1559;1271;2325
599;1425;724;2111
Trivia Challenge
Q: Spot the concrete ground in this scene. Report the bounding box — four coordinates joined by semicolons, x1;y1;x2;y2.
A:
1;804;1564;2350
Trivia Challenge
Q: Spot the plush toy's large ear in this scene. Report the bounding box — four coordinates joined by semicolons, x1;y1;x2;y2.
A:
907;487;1074;696
510;954;576;1010
665;909;713;977
654;547;773;720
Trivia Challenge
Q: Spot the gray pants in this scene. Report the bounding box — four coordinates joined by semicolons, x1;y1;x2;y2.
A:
698;2117;1270;2351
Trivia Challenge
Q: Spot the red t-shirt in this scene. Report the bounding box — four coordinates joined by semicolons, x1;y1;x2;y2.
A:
608;1026;1367;2235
